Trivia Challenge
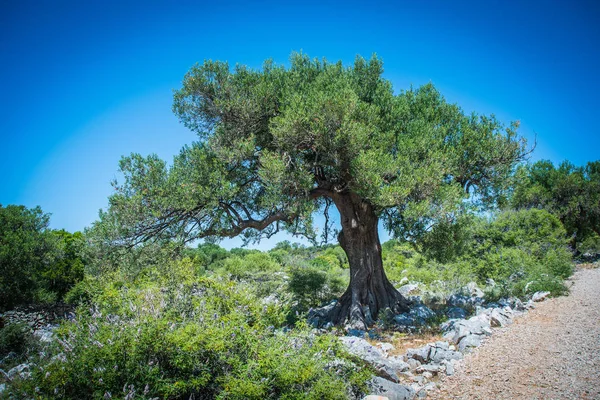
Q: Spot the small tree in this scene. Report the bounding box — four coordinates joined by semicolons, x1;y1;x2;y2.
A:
102;53;527;328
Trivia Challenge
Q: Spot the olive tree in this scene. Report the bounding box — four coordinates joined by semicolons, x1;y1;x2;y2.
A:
102;53;527;328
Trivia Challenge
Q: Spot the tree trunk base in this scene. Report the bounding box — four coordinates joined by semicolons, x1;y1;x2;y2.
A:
327;281;411;330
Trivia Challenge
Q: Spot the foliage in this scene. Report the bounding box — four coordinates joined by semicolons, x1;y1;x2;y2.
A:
512;160;600;247
0;204;52;309
0;322;37;361
0;205;86;310
468;209;572;295
9;261;368;399
415;213;475;263
43;230;86;300
288;267;344;310
380;209;573;297
95;51;525;269
577;233;600;255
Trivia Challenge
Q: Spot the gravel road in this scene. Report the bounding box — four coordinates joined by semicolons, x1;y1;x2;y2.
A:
428;266;600;400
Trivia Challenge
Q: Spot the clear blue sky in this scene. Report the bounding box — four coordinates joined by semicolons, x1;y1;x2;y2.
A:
1;0;599;248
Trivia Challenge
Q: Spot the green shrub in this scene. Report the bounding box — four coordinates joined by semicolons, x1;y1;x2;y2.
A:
0;322;35;360
468;209;572;296
288;267;328;308
8;264;367;399
578;233;600;254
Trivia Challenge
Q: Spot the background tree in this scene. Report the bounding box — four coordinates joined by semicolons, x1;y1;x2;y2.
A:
101;53;528;328
512;160;600;249
0;205;85;310
42;230;85;300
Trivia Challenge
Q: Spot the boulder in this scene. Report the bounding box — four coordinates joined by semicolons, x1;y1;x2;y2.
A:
406;358;421;371
489;308;512;327
398;283;422;297
307;300;337;328
340;337;409;382
367;377;416;400
457;333;482;352
428;341;462;363
394;304;435;327
406;341;461;364
406;346;430;363
446;307;467;319
465;282;485;298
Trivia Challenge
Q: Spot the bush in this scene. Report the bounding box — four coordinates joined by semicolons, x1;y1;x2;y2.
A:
288;267;328;308
0;322;35;360
578;233;600;255
8;264;368;399
469;209;572;296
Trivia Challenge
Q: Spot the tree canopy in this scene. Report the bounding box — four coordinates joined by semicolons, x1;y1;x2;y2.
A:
99;53;528;328
104;53;527;247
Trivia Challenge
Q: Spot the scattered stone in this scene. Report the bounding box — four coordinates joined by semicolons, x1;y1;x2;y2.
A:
446;294;483;312
510;297;527;311
367;377;416;400
442;360;455;376
347;329;368;338
532;291;550;302
363;395;390;400
416;363;442;375
406;358;421;371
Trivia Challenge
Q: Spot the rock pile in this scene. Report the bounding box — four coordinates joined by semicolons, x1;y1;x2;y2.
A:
336;288;552;400
0;304;73;330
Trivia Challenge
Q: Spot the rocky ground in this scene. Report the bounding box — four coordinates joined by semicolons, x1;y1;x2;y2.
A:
339;264;600;400
428;266;600;400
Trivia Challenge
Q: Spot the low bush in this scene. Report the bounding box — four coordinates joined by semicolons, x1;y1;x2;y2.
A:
8;261;368;399
0;322;35;360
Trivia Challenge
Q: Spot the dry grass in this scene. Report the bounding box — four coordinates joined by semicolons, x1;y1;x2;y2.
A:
576;262;599;270
368;332;446;357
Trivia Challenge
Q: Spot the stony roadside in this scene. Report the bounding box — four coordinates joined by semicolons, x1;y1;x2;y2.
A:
428;266;600;400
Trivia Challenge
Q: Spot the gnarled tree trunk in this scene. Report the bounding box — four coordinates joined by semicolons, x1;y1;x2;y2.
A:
328;192;411;330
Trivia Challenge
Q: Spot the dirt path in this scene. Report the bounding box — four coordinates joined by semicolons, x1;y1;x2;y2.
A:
428;267;600;400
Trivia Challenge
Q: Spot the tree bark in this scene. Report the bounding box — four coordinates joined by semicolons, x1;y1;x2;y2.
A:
328;192;411;330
